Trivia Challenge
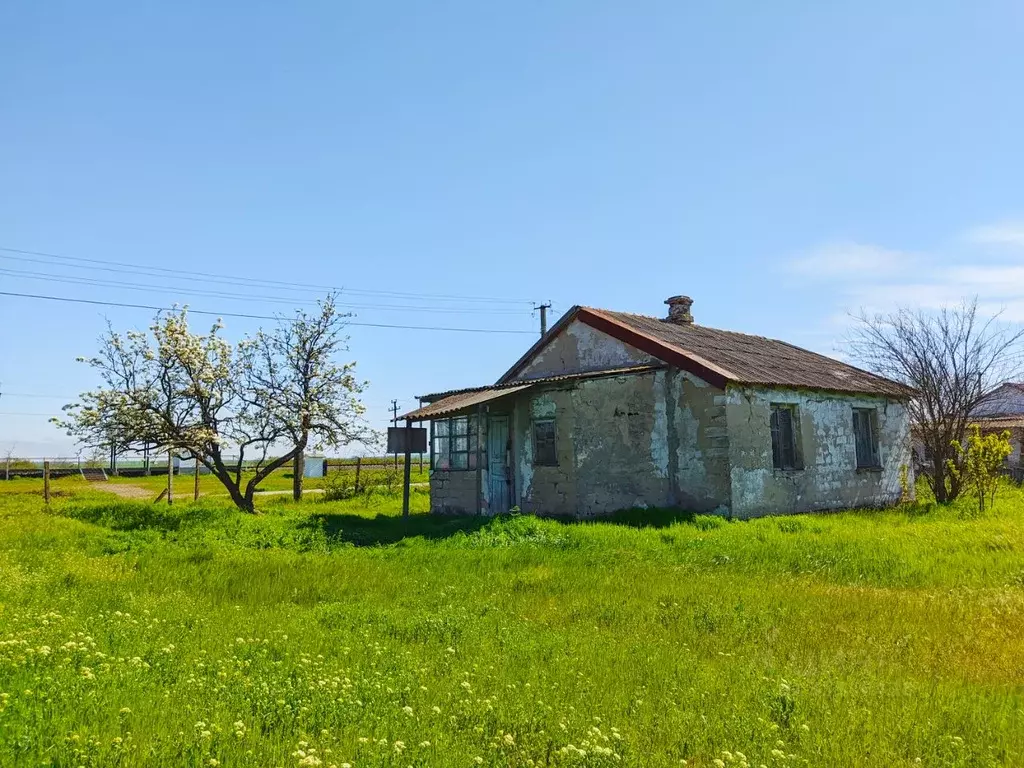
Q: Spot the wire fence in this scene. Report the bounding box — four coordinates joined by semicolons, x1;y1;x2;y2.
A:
1;454;427;480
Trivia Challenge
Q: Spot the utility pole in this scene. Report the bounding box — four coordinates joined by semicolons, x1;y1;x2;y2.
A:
535;302;552;337
391;399;400;469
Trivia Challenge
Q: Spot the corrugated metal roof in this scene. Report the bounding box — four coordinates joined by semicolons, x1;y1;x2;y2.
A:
402;384;533;421
401;365;665;421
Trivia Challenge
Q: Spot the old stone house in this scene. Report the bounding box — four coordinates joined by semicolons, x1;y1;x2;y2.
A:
402;297;914;518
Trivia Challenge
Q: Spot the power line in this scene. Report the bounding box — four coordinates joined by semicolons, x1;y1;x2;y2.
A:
0;266;528;315
0;245;538;305
0;411;58;417
0;393;74;399
0;290;537;334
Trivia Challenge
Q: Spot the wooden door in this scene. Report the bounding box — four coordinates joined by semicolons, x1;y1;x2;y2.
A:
487;415;511;513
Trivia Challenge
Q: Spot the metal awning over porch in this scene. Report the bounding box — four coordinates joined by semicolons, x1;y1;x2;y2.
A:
400;364;666;422
401;383;535;421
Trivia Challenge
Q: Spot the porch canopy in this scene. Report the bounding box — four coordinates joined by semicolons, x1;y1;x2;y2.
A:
400;364;665;422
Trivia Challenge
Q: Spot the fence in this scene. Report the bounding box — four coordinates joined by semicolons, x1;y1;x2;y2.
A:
1;454;428;481
1;456;180;480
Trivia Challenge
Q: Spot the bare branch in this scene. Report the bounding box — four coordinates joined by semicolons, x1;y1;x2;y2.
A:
845;297;1024;502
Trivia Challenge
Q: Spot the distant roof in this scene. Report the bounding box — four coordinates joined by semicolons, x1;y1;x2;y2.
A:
972;415;1024;430
498;306;913;399
401;365;665;420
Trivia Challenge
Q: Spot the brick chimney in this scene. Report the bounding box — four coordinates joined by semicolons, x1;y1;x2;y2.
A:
665;295;694;324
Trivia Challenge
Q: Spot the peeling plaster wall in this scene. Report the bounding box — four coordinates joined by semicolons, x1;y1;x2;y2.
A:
510;370;729;517
725;386;912;518
670;370;732;513
512;319;657;381
568;372;672;515
429;372;911;519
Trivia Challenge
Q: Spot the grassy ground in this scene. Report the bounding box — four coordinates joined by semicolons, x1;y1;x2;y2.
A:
1;480;1023;766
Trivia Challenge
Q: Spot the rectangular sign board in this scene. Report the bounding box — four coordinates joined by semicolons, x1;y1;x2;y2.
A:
388;426;427;454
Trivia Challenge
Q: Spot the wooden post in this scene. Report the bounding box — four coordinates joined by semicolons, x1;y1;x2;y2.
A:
354;456;362;493
402;421;413;519
166;451;173;506
193;457;200;501
293;450;304;502
43;460;50;505
475;405;484;515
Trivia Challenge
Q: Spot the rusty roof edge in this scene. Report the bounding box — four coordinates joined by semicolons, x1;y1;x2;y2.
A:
580;307;739;383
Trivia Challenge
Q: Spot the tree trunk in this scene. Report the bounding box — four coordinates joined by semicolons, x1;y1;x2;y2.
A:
208;459;258;514
293;450;304;502
932;456;948;504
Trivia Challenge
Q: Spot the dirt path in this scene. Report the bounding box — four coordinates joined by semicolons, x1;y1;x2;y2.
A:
99;483;157;500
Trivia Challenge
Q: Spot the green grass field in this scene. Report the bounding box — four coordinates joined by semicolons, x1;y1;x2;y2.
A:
1;478;1023;767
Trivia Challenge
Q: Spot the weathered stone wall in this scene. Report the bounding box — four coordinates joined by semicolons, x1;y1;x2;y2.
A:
511;387;577;515
568;372;673;515
429;469;480;515
668;369;732;513
511;319;657;381
725;386;912;517
431;373;912;519
510;369;730;516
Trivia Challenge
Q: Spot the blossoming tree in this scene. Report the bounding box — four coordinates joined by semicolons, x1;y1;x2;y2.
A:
57;295;369;512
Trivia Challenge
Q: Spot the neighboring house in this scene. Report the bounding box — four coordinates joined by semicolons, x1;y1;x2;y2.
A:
970;382;1024;466
402;296;914;518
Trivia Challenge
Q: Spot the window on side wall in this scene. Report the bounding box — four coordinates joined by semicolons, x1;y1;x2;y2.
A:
853;408;881;469
431;415;486;471
770;404;802;470
533;418;557;466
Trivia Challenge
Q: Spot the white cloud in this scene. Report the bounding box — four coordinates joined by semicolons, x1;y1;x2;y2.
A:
797;228;1024;327
787;241;917;279
963;221;1024;247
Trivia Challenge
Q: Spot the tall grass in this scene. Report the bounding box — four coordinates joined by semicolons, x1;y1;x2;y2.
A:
0;482;1023;766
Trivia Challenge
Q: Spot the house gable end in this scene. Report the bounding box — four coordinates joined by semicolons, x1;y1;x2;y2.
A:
497;306;733;388
506;317;658;382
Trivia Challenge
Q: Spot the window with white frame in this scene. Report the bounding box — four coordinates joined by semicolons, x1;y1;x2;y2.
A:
431;415;485;470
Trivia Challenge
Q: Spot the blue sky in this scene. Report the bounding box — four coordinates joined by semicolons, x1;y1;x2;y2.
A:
3;1;1024;456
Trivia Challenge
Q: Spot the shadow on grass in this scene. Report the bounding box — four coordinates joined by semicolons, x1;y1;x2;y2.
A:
61;501;220;532
303;511;493;546
305;506;712;546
